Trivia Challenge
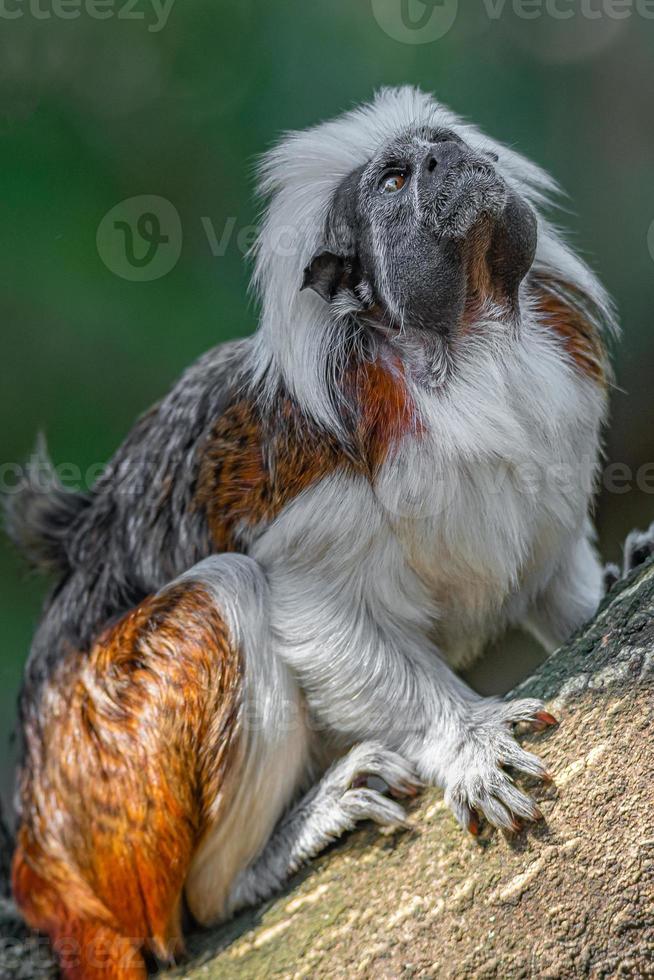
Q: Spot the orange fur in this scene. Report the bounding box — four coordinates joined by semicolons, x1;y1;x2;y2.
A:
13;583;243;979
196;363;418;551
346;355;420;473
12;853;146;979
196;396;343;551
532;274;608;384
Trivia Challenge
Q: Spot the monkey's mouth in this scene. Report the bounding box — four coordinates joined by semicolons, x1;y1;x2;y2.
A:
461;187;538;312
432;164;508;242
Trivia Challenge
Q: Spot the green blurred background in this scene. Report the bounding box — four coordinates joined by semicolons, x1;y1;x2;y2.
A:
1;0;653;813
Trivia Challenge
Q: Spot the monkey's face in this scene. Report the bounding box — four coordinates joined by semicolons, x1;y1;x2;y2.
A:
302;126;537;335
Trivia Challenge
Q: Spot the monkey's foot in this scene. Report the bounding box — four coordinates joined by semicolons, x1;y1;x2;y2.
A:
604;520;654;593
225;743;420;914
317;742;421;833
438;698;555;835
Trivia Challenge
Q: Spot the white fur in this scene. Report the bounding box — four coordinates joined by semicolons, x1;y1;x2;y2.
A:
251;317;605;720
173;555;309;925
246;323;605;821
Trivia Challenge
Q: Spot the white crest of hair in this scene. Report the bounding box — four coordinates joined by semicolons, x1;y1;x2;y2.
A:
248;85;617;435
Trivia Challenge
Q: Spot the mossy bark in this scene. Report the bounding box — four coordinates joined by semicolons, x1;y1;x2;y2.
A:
2;564;653;979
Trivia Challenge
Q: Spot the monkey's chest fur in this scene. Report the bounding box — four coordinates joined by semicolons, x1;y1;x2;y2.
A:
249;328;605;675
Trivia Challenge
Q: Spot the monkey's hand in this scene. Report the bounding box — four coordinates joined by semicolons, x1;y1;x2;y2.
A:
430;698;556;835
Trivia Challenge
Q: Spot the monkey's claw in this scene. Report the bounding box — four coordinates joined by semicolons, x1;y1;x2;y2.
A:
466;808;481;836
530;710;558;732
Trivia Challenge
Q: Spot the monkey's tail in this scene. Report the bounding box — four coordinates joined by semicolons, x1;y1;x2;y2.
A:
3;434;91;577
12;843;149;980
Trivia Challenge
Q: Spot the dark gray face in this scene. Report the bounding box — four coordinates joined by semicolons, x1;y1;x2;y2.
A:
301;126;537;334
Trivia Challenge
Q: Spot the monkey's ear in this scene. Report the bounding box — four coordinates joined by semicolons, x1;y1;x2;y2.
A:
300;250;346;303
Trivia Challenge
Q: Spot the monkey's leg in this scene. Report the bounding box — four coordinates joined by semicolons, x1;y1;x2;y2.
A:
224;741;419;917
13;555;307;979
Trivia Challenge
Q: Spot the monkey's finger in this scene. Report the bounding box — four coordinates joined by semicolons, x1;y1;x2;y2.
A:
496;783;543;824
473;769;543;830
623;522;654;574
498;698;559;736
351;773;420;800
345;744;422;801
475;793;516;832
389;782;421;800
603;562;620;592
444;789;479;835
497;697;548;726
500;743;550;781
342;788;411;829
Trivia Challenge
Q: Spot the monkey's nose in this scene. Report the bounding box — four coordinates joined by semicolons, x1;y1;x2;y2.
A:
424;140;468;175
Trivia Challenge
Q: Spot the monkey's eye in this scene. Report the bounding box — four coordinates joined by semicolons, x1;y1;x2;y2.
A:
379;171;407;195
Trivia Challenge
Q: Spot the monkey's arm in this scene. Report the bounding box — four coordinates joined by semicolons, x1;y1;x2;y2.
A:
266;574;554;835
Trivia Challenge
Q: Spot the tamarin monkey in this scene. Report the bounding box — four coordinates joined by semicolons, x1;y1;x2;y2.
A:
6;87;652;978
